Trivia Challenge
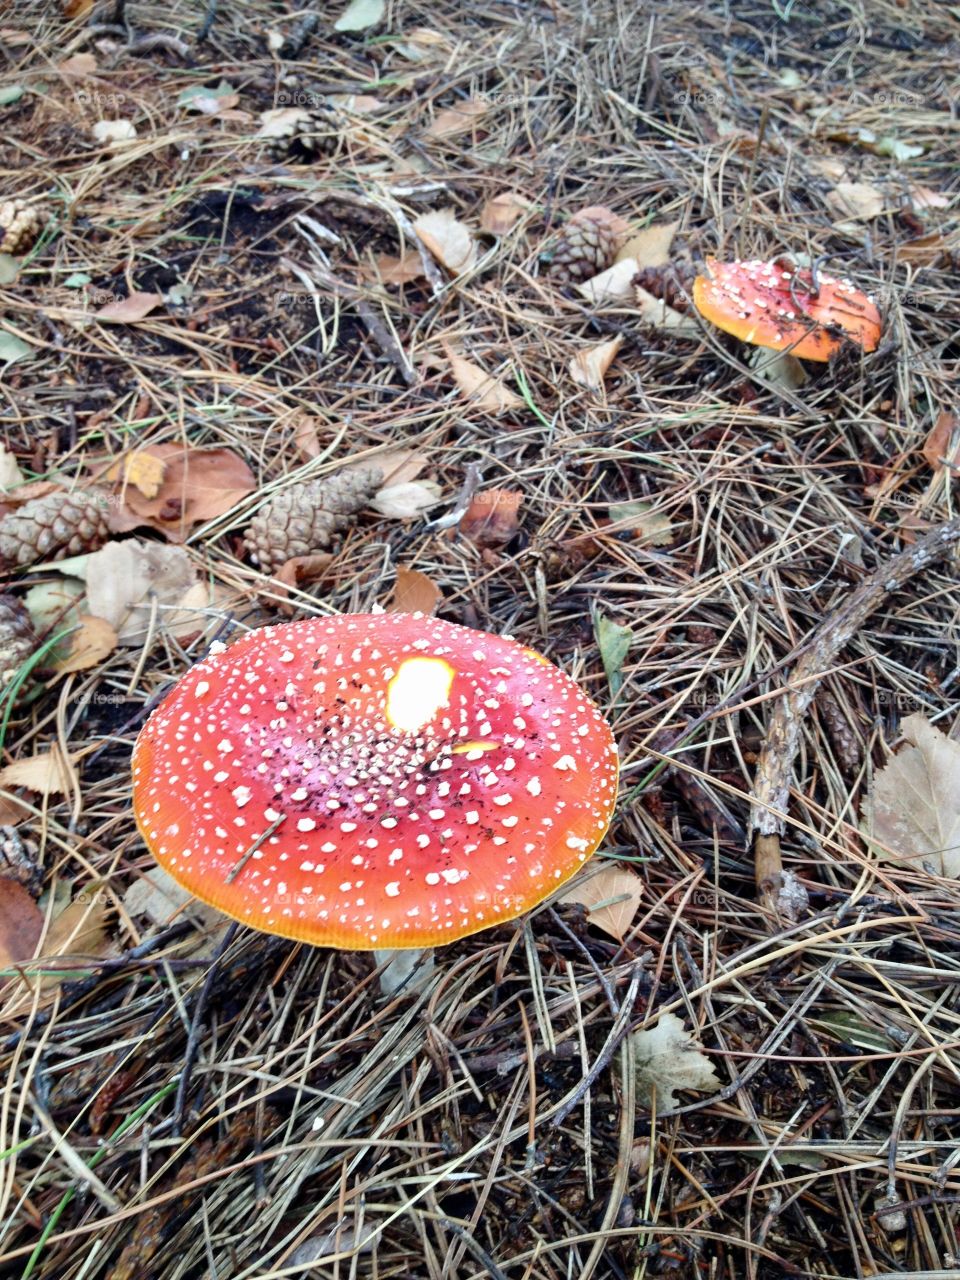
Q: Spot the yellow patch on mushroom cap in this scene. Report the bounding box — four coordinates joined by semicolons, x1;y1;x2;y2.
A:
385;657;455;733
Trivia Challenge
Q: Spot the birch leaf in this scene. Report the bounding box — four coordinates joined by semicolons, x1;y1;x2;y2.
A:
558;864;644;941
569;335;623;391
444;347;523;414
413;209;477;275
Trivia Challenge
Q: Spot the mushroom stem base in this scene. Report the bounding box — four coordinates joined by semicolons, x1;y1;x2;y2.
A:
374;947;435;995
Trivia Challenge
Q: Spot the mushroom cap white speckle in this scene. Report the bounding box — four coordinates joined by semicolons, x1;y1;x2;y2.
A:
132;612;619;949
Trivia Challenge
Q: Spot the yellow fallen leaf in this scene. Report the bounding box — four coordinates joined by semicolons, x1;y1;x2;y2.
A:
568;335;624;392
558;864;645;941
0;745;78;797
106;448;167;498
413;209;477;275
480;191;533;235
443;345;524;415
51;614;118;674
615;221;679;268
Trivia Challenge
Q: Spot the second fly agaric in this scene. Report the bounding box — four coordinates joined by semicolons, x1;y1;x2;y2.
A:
132;612;618;984
692;257;882;362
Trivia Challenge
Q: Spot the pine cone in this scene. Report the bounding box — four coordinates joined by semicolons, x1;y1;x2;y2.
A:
0;490;111;570
0;199;47;255
0;595;36;690
264;105;342;162
244;467;383;573
545;206;630;284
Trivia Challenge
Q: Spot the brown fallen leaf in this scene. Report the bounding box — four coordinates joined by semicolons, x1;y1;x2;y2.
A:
0;878;43;976
895;230;960;266
0;745;77;797
364;251;426;285
459;488;522;549
908;185;951;212
615;221;679;269
444;345;524;415
274;552;334;597
104;443;255;540
96;291;163;323
569;334;624;392
58;52;98;74
862;713;960;878
292;413;323;460
558;863;645;941
480;191;532;235
389;566;441;615
826;181;886;223
41;891;111;966
426;97;489;138
51;614;118;674
0;794;30;826
413;209;477;275
105;449;167;499
921;410;959;475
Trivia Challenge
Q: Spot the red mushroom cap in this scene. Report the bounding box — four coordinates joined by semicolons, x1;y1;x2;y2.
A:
693;258;881;362
132;613;619;950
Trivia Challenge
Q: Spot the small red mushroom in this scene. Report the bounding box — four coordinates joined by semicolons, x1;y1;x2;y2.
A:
692;257;882;362
132;613;618;968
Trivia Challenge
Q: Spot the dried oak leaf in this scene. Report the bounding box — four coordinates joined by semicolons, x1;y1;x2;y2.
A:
862;713;960;877
633;1012;721;1114
104;444;255;540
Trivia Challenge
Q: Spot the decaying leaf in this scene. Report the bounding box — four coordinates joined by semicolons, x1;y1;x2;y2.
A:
256;107;310;138
291;413;322;459
607;500;673;546
96;291;163;323
459;488;522;548
862;713;960;878
413;209;477;275
0;746;77;797
426;98;488;138
389;566;441;615
444;347;523;415
366;251;426;285
105;449;167;498
615;221;679;269
594;611;633;699
0;444;24;491
51;614;118;674
921;410;959;474
334;0;385;31
633;1012;721;1114
633;286;699;335
577;259;638;305
41;891;111;961
569;335;624;392
369;480;441;519
0;878;44;975
826;181;886;224
558;863;644;941
79;541;200;645
480;191;532;235
91;119;137;145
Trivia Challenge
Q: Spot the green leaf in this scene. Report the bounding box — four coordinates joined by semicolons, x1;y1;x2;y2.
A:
810;1012;893;1052
63;272;92;288
594;610;633;699
0;330;33;365
0;85;25;106
334;0;385;32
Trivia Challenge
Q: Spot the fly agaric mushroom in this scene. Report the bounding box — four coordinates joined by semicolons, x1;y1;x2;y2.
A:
692;257;881;362
132;613;618;991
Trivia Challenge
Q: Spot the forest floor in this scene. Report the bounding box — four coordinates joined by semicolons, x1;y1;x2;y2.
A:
1;2;959;1278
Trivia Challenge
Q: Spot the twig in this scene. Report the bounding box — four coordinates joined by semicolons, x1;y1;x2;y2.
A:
174;920;239;1133
749;517;960;920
